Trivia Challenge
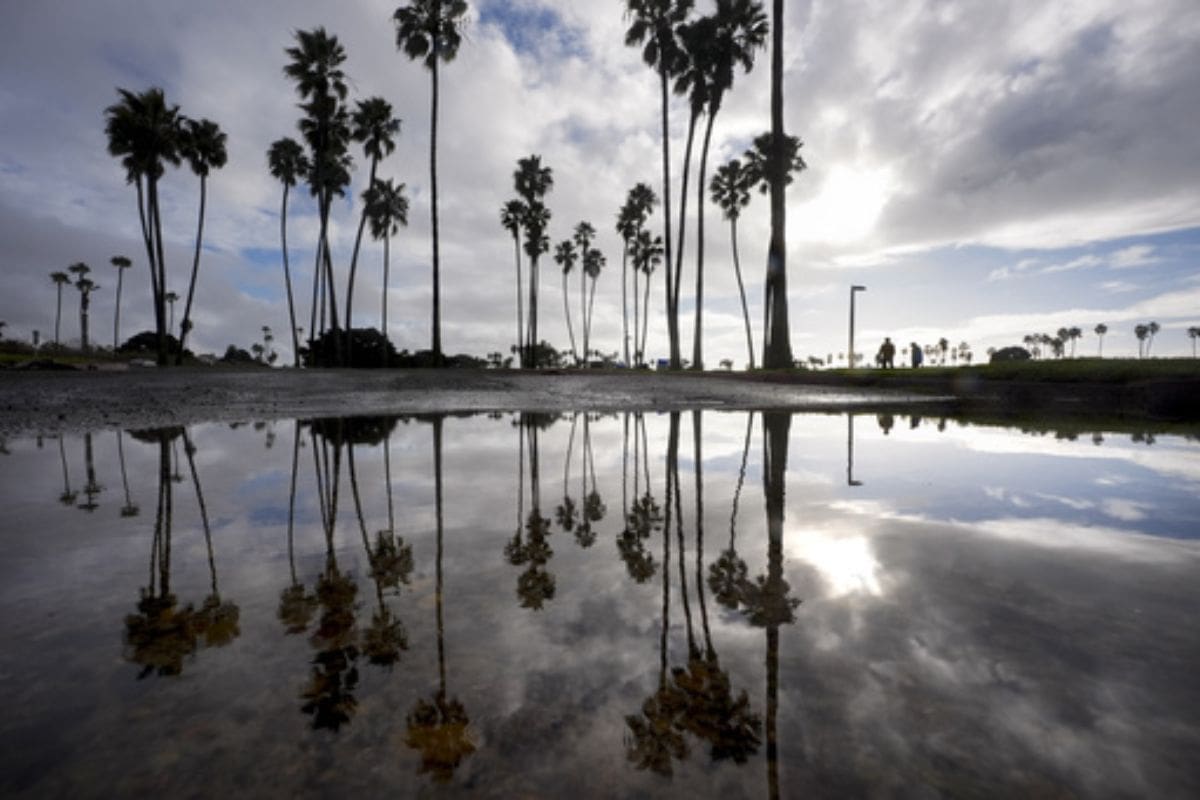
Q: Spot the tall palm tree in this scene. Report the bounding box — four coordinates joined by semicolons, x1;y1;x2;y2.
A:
1094;323;1108;357
501;199;527;364
176;117;228;365
573;222;597;364
711;158;756;368
1134;323;1149;358
50;271;70;346
285;27;352;351
692;0;768;370
763;0;793;369
625;0;694;369
268;137;311;366
364;178;410;363
104;87;184;366
1189;326;1199;358
1146;321;1160;356
68;263;96;351
393;0;470;366
633;228;665;365
515;155;553;367
616;200;639;367
109;256;133;351
583;247;605;364
346;97;401;346
554;239;579;364
616;184;658;367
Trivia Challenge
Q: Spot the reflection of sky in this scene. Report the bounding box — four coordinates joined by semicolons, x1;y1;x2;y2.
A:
0;413;1197;797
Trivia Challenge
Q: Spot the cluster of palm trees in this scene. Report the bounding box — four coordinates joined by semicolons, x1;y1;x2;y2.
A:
501;156;554;368
1018;322;1169;359
103;88;227;365
624;0;795;370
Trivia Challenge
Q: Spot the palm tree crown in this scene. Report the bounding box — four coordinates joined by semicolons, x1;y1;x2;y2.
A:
711;158;754;221
365;179;410;240
104;87;183;182
180;118;228;178
268;137;310;187
393;0;470;68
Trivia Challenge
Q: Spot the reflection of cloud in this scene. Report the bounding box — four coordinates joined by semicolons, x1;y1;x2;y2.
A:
973;517;1194;564
789;526;883;598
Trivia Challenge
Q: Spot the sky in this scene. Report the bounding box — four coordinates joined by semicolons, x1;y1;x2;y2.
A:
2;0;1199;366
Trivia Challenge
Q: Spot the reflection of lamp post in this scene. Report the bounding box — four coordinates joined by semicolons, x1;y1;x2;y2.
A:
846;414;863;486
849;285;866;369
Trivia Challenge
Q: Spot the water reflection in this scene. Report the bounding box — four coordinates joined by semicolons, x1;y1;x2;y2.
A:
1;410;1198;797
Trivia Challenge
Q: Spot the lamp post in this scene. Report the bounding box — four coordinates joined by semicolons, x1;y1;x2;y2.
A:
849;285;866;369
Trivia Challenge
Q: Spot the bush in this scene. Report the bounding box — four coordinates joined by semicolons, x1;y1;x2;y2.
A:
990;346;1032;364
303;328;398;368
119;330;190;359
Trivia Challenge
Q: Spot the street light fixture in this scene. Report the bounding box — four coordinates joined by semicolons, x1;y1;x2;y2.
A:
849;285;866;369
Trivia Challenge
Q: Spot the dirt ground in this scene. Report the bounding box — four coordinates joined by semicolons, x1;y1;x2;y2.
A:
0;367;945;437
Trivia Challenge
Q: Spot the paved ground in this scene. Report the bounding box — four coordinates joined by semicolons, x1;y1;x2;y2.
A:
0;367;946;436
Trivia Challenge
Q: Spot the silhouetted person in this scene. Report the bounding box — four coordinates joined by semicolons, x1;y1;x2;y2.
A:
911;342;923;368
878;337;895;369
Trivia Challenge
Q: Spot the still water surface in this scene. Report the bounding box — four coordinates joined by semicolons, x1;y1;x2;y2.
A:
1;411;1198;798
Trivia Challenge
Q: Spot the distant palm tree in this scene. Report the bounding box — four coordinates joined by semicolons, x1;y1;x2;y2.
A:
514;156;553;367
346;97;401;349
632;228;665;364
711;158;756;368
583;246;605;364
1134;324;1149;358
573;222;597;365
50;271;70;346
1146;321;1160;356
1094;323;1108;357
104;87;184;365
937;337;949;365
625;0;693;369
165;291;179;335
268;137;310;366
501;199;527;363
1067;326;1081;358
554;239;579;364
110;256;133;350
364;178;409;362
393;0;470;366
616;184;658;367
68;263;97;351
176;117;228;365
690;0;768;371
1188;326;1200;358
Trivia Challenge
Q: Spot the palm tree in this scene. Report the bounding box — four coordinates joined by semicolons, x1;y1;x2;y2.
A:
268;137;311;366
573;221;597;365
501;199;527;363
514;156;553;367
1134;323;1149;358
109;256;133;351
554;239;579;364
764;0;793;368
68;263;96;351
164;291;179;336
625;0;694;369
633;228;665;364
1094;323;1108;357
284;27;352;351
1067;326;1081;358
1189;326;1200;358
176;117;228;365
50;271;70;346
364;178;410;362
393;0;470;366
616;184;658;367
691;0;768;371
711;158;756;368
583;246;605;364
104;87;184;366
346;97;401;350
1146;321;1160;356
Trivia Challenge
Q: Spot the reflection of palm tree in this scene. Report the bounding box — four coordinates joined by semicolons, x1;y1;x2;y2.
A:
577;413;605;548
182;429;240;648
617;413;660;583
555;413;580;535
56;435;77;506
268;137;310;366
506;413;557;609
709;412;752;608
77;432;103;512
116;430;140;517
123;427;197;678
279;421;318;634
407;416;475;781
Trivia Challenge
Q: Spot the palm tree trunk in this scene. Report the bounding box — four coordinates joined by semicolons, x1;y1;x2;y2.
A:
562;271;577;363
382;232;391;368
692;410;713;657
513;233;524;367
432;417;446;692
287;422;300;585
135;176;161;355
279;185;301;367
79;291;89;351
182;430;215;594
763;0;792;369
658;70;679;370
430;62;443;364
54;284;63;346
732;219;755;369
586;275;599;365
177;174;208;364
580;258;587;364
528;257;539;367
345;161;379;366
641;267;652;364
692;110;717;370
149;177;169;366
113;268;124;351
621;243;630;366
632;257;641;366
675;108;699;334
